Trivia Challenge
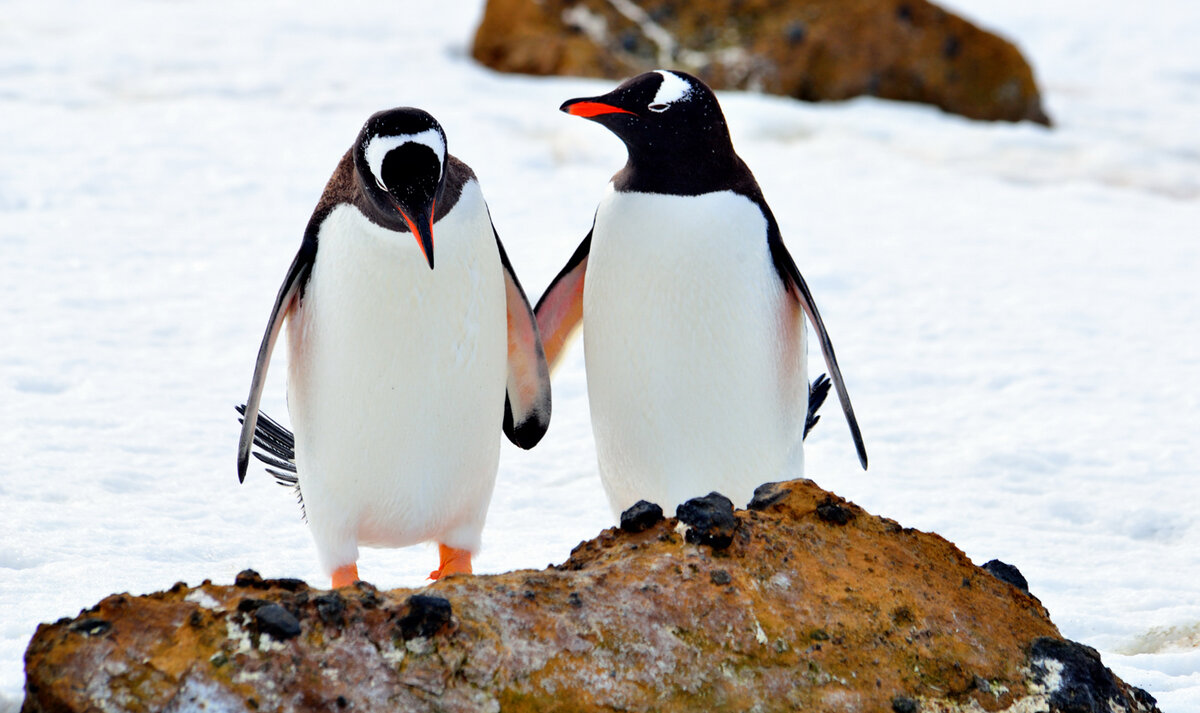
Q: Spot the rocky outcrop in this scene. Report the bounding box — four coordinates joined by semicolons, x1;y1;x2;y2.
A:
472;0;1051;125
23;479;1153;712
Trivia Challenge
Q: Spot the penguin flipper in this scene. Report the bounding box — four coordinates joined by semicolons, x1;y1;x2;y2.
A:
236;242;314;482
767;226;868;470
495;231;552;449
533;229;592;373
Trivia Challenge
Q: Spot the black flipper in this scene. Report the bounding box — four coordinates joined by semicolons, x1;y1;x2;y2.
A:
236;240;314;482
766;218;868;470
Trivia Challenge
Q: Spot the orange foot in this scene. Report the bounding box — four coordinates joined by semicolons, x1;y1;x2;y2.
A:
428;544;473;581
331;563;359;589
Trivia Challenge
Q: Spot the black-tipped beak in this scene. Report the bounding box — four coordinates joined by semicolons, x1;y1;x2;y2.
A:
396;201;436;269
560;96;637;119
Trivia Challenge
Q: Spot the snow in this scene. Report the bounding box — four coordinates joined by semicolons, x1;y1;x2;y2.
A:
1;0;1197;710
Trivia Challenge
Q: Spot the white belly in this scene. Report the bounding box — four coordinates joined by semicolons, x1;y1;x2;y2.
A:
285;181;507;572
584;188;808;515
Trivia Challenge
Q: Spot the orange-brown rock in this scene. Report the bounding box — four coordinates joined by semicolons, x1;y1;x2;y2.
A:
472;0;1051;125
23;480;1155;712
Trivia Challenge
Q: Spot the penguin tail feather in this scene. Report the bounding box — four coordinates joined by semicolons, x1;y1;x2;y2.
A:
804;374;831;440
235;404;305;519
235;404;296;469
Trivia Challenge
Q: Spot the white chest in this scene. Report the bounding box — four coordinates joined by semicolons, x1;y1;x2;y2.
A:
284;181;508;560
582;188;808;513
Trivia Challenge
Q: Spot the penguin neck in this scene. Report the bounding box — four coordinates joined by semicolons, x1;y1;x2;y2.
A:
614;140;751;197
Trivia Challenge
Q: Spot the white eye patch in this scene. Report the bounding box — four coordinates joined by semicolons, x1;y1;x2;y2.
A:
650;70;693;111
364;128;445;189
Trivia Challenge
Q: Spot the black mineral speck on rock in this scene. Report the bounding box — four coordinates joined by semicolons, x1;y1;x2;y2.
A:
891;695;919;713
398;595;452;640
70;618;112;637
748;482;790;510
314;592;346;625
676;492;739;550
1031;637;1158;713
815;496;854;525
253;604;301;640
620;500;664;533
982;559;1030;594
618;29;639;52
785;21;807;45
710;569;732;585
567;592;583;608
943;34;962;60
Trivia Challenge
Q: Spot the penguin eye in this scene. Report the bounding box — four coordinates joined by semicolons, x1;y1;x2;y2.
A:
650;70;693;112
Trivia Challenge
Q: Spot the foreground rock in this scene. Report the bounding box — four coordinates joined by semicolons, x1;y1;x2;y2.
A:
24;480;1154;712
472;0;1050;125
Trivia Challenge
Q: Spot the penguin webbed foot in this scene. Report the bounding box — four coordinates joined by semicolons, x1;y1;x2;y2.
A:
429;544;473;581
331;563;360;589
804;373;831;439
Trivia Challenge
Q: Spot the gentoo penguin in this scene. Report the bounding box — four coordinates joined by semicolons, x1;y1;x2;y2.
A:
237;108;551;588
537;70;867;516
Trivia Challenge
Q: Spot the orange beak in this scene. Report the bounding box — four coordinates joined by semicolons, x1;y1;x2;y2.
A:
395;201;435;269
561;100;636;118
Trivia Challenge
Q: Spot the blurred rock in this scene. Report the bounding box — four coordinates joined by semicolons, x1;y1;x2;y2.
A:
24;479;1156;712
472;0;1050;125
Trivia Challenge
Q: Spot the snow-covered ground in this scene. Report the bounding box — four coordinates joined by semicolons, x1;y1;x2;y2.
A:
2;0;1197;709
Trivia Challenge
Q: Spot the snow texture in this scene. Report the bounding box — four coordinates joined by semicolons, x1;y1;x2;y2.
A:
1;0;1197;709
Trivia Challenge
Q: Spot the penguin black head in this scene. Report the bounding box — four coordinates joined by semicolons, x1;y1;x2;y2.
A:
353;108;448;269
560;70;735;186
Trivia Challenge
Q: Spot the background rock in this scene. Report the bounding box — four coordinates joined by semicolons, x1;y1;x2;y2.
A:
23;479;1154;712
472;0;1051;125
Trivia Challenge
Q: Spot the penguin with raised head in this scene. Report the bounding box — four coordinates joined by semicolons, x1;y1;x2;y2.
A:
537;70;867;516
237;108;551;588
